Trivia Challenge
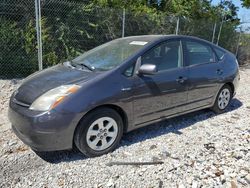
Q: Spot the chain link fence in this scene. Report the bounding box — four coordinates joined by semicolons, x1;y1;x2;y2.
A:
0;0;249;78
0;0;37;78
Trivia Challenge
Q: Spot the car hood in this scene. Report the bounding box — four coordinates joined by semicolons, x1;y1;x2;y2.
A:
14;63;101;105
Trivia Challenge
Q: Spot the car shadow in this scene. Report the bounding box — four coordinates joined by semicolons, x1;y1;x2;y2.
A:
121;98;243;145
34;148;87;163
36;98;242;163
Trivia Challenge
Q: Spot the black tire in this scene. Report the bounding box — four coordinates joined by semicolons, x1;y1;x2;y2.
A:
74;107;123;157
211;84;232;114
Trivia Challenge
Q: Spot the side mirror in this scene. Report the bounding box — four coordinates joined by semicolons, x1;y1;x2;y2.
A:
137;64;157;75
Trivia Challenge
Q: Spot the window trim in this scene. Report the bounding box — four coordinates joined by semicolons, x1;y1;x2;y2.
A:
213;47;226;62
138;39;184;74
122;63;135;77
183;39;217;67
122;56;141;77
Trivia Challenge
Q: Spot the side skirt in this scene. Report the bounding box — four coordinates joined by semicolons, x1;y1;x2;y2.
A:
127;104;212;132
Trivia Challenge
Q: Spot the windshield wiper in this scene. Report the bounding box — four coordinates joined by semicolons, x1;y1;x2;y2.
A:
69;61;95;71
79;63;95;71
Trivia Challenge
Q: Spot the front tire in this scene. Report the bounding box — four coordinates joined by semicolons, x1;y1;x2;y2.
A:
211;84;232;114
74;108;123;157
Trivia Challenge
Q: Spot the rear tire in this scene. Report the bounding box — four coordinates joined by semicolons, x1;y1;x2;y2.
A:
74;108;123;157
211;84;232;114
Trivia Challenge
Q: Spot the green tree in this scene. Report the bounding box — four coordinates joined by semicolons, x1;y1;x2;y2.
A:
0;0;245;78
241;0;250;8
0;18;37;78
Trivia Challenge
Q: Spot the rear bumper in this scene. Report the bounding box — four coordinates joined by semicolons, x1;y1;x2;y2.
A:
8;99;80;151
233;69;240;97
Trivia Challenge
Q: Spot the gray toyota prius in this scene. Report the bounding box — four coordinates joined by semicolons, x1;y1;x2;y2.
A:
9;35;240;157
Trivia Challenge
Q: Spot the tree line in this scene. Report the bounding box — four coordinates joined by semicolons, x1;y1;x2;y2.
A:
0;0;249;78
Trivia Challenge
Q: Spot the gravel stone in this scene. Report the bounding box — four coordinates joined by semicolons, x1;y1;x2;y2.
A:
244;174;250;184
0;68;250;188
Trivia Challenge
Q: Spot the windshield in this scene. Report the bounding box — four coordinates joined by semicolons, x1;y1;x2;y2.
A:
71;38;150;71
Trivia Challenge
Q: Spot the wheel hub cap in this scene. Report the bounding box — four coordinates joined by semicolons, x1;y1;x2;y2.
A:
218;88;230;110
86;117;118;151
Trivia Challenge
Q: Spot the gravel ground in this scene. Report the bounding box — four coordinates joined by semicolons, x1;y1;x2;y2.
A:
0;68;250;188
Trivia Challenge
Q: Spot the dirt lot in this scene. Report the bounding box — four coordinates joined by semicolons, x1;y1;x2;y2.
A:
0;69;249;188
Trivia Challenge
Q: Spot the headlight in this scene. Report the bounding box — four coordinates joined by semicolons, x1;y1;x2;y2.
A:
29;85;80;111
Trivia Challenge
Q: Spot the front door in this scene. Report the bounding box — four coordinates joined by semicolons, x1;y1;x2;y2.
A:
132;39;188;125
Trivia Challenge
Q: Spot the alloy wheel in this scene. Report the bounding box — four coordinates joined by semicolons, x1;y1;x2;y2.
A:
218;88;231;110
86;117;118;151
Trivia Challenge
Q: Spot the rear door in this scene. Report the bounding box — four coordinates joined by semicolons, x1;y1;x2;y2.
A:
132;39;189;125
183;39;223;110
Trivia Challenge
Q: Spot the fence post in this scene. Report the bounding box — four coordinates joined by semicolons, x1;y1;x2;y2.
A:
212;22;216;43
175;17;180;35
122;8;125;38
235;28;242;57
35;0;43;70
217;15;224;45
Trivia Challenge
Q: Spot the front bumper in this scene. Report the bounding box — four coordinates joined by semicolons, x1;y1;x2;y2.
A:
8;98;81;151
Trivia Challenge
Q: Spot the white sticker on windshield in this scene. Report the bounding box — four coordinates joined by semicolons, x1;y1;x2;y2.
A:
129;41;148;45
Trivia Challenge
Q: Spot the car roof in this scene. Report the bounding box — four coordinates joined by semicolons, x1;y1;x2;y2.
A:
116;35;171;42
119;34;205;40
119;35;227;52
120;34;214;43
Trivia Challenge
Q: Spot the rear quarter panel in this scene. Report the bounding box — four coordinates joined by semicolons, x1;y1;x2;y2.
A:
221;53;240;94
210;52;239;108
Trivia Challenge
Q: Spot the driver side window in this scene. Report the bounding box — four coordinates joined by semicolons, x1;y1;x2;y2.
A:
141;40;182;71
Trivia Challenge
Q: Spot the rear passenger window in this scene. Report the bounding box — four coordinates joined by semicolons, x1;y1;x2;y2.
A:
186;41;215;66
214;48;225;61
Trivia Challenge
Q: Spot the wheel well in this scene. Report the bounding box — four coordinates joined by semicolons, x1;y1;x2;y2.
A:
80;104;128;133
225;82;235;94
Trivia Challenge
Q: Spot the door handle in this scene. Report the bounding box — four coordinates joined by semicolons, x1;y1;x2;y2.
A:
176;76;187;84
121;87;132;91
216;69;223;75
